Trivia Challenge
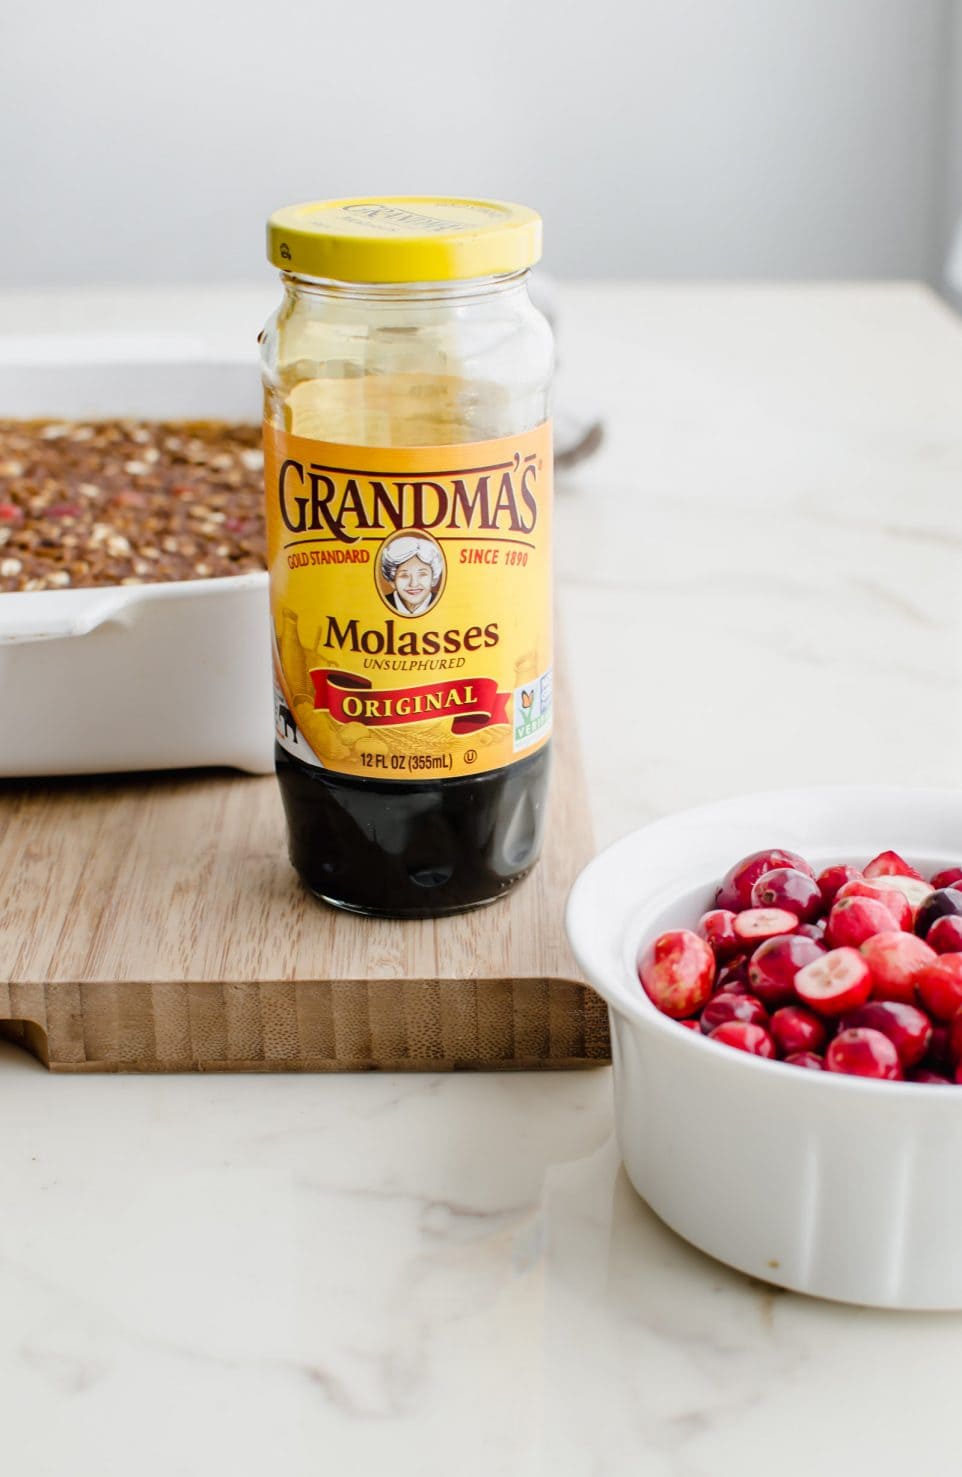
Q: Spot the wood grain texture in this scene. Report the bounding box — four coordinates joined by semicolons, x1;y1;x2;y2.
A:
0;672;607;1072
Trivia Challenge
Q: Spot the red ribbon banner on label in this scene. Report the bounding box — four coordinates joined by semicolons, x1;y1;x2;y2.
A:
310;670;510;735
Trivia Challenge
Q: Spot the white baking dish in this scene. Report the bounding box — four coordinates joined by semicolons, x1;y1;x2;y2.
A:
566;786;962;1310
0;336;274;775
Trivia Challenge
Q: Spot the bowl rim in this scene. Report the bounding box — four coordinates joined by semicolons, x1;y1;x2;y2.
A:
565;782;962;1102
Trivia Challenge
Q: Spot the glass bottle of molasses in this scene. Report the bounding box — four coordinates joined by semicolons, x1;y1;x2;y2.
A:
260;197;554;917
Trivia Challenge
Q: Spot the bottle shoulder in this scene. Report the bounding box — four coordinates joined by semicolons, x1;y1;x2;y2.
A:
261;284;553;441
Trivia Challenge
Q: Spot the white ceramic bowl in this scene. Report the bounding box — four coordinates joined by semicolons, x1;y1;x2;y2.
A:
566;786;962;1310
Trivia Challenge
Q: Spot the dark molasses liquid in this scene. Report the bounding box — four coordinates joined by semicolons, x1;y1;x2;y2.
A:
276;742;550;917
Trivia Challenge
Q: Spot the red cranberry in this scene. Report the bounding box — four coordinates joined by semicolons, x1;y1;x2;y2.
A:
916;954;962;1022
708;1021;777;1058
696;909;740;961
0;502;24;523
817;864;862;907
826;1027;902;1080
795;921;827;942
948;1007;962;1065
733;908;798;945
700;991;768;1035
678;1019;701;1031
714;957;749;991
715;849;815;911
859;930;936;1004
931;868;962;890
785;1051;825;1070
915;888;962;940
927;916;962;954
795;947;873;1016
863;850;923;882
638;929;715;1019
826;896;897;949
909;1068;952;1084
750;868;823;922
715;980;751;998
770;1005;828;1056
747;934;825;1009
926;1024;952;1069
837;878;911;930
841;1001;932;1068
866;874;933;921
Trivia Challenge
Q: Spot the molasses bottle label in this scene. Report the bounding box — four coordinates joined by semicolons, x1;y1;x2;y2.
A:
263;423;553;780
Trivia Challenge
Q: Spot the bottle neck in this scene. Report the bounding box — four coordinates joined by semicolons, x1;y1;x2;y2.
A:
280;269;529;307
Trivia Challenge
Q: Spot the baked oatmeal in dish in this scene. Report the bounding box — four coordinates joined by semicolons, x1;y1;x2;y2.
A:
0;420;266;592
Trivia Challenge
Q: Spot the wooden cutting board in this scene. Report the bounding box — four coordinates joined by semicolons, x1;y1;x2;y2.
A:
0;676;608;1073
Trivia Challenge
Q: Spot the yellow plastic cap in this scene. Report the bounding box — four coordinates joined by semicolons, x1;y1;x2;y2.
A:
266;196;542;284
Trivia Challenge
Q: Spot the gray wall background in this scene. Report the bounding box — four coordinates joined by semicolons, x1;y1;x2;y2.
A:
2;0;960;288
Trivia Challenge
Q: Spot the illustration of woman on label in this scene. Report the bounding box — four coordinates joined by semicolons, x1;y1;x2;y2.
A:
378;533;446;616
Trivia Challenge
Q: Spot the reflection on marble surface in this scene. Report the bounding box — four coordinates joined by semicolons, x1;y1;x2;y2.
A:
4;1040;962;1476
5;285;962;1473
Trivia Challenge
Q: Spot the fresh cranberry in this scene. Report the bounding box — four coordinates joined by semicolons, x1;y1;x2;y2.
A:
926;916;962;955
770;1005;827;1056
926;1025;952;1069
841;1001;932;1068
708;1021;777;1058
947;1006;962;1065
638;929;715;1019
909;1068;952;1084
700;991;768;1035
696;909;740;961
931;868;962;890
714;957;749;991
678;1019;701;1031
795;920;827;942
795;947;873;1016
863;850;924;882
836;879;910;930
750;868;823;922
0;502;23;523
785;1051;825;1070
866;874;934;920
826;896;896;948
916;954;962;1022
817;864;862;907
915;888;962;940
826;1027;902;1080
747;934;825;1009
859;930;936;1004
714;979;751;999
733;908;798;945
715;849;815;911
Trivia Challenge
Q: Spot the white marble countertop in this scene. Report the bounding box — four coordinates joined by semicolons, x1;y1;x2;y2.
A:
4;282;962;1474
